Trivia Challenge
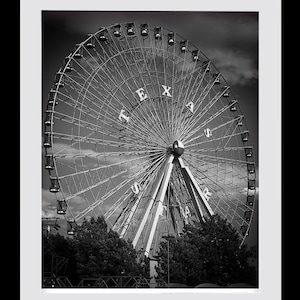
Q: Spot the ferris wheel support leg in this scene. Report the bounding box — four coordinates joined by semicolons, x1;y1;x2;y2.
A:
119;193;143;239
144;156;174;256
177;157;214;219
132;155;174;248
180;168;205;223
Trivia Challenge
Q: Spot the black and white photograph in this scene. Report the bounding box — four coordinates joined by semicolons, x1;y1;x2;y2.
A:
41;10;258;289
20;1;282;299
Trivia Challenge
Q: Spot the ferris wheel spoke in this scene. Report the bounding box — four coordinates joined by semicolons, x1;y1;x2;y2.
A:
176;77;223;137
55;99;164;148
181;156;250;185
56;152;161;181
68;59;118;102
80;43;125;91
183;114;238;146
179;98;236;142
182;158;248;208
216;122;241;151
159;42;178;127
54;149;164;160
50;120;166;155
181;88;229;141
61;151;166;187
178;62;211;116
72;153;165;222
110;195;141;233
185;149;249;165
72;176;134;222
115;27;171;141
183;155;248;186
104;191;133;222
125;103;170;146
50;110;129;142
62;73;126;117
110;154;168;228
63;152;154;204
59;77;112;114
69;98;165;148
107;152;168;223
169;171;193;227
112;160;166;236
150;33;174;140
108;60;169;140
184;62;217;109
69;50;140;112
93;33;155;112
173;62;202;134
50;131;161;151
174;41;190;96
50;93;173;148
90;152;166;225
54;92;117;131
171;49;190;135
119;42;172;141
167;35;177;140
183;145;253;158
184;127;249;150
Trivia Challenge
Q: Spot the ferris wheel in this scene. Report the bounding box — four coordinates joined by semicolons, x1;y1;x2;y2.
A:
43;22;256;257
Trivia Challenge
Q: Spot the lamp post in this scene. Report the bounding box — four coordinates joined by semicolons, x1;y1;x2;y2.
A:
167;238;170;286
162;235;174;287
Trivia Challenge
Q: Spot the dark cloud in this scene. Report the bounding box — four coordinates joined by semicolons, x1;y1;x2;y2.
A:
43;11;258;52
43;11;258;85
207;49;258;85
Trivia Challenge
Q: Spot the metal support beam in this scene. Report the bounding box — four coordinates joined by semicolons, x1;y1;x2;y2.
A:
119;193;143;239
177;157;214;219
180;166;205;222
132;155;174;248
144;156;174;256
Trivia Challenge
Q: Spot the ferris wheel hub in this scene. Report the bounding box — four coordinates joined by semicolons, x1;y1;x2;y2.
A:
172;140;185;156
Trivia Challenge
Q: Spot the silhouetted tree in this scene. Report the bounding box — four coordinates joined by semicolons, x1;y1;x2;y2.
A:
73;216;149;278
42;232;79;285
42;216;149;286
155;215;257;287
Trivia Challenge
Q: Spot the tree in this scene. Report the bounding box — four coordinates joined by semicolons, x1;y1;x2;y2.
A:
155;215;257;287
42;216;149;286
74;216;149;278
42;232;79;285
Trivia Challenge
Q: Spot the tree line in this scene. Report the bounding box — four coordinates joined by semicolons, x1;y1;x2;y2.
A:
42;216;149;286
42;215;257;287
155;215;257;287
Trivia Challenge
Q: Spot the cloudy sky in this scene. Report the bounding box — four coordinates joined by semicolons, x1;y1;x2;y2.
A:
42;11;258;247
42;10;258;153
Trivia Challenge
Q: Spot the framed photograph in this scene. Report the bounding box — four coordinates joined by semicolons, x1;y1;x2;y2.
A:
20;1;282;299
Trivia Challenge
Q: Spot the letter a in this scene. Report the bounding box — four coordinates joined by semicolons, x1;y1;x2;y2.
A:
185;101;194;113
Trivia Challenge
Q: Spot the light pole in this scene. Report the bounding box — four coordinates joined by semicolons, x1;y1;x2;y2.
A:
162;235;174;287
167;238;170;286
